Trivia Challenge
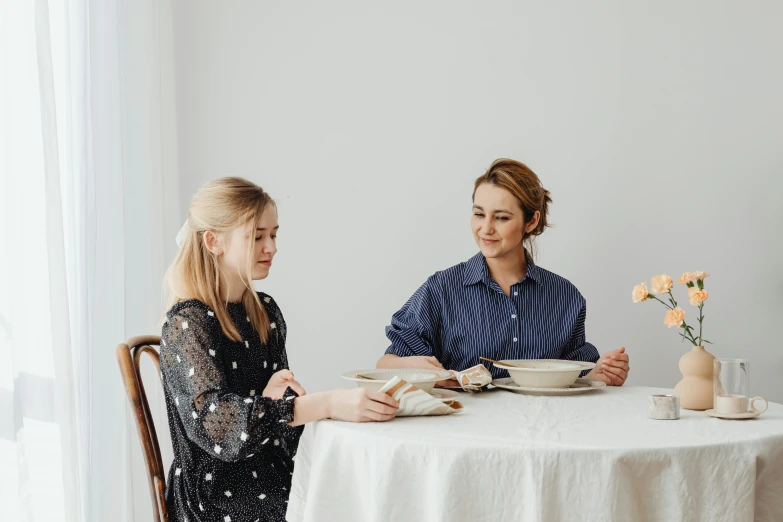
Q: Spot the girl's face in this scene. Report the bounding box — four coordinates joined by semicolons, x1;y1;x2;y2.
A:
219;204;278;282
471;183;539;260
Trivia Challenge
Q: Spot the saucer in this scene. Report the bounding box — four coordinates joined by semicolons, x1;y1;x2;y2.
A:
342;368;452;394
491;378;606;396
705;409;763;420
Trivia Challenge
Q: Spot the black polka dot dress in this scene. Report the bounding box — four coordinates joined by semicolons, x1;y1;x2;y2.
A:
160;292;303;522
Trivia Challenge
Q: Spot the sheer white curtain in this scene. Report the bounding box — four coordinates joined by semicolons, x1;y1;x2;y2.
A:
0;1;179;520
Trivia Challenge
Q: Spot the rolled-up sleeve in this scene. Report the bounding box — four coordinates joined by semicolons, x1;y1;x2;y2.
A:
385;276;443;359
560;300;600;376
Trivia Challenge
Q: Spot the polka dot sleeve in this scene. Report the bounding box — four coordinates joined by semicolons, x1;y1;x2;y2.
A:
258;293;305;456
161;304;297;463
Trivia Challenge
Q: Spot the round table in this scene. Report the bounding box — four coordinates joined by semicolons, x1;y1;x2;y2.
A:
286;386;783;522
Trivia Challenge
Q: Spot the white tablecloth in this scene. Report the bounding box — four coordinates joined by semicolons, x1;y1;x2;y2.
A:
286;386;783;522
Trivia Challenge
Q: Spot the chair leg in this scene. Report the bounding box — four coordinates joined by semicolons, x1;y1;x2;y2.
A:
154;475;168;521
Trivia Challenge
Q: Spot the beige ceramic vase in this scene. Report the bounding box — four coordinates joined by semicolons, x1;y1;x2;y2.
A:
673;345;715;410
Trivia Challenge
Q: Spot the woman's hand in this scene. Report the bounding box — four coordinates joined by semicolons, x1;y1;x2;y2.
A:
263;369;306;399
588;347;629;386
327;388;399;422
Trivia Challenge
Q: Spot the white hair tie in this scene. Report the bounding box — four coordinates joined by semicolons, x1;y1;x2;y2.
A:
175;220;190;248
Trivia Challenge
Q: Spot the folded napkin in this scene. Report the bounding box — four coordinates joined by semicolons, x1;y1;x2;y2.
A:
449;364;493;392
380;377;463;416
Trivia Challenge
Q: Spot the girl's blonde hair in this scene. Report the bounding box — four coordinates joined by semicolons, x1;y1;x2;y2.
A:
164;177;274;343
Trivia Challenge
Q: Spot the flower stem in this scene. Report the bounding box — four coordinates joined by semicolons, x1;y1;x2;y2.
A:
680;322;699;345
698;303;704;346
649;295;674;309
679;332;697;345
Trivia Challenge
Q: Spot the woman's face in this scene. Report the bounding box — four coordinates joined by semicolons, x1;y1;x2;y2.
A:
471;183;539;260
219;204;279;282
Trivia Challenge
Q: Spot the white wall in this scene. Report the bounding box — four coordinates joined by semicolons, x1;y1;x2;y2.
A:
171;0;783;402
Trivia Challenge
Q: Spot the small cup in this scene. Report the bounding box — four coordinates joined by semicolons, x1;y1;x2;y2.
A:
715;394;768;415
649;394;680;420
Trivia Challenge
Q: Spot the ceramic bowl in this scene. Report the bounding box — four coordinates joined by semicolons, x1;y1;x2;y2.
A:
494;359;595;388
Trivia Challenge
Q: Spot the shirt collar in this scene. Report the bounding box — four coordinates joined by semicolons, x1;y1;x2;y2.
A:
524;253;544;285
462;250;543;287
462;252;489;286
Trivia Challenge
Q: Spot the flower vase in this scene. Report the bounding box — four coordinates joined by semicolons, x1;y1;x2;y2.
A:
673;345;715;410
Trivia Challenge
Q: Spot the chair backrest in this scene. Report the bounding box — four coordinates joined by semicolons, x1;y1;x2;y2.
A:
116;335;168;522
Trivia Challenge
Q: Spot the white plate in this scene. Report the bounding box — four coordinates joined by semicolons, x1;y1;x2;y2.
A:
705;409;764;420
492;377;606;396
341;368;453;394
430;389;460;401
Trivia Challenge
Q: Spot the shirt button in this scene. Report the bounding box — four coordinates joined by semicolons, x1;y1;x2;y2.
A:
511;314;517;319
513;337;518;342
514;291;518;296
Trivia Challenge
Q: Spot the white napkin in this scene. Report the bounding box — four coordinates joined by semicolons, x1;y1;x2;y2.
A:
380;377;463;416
449;364;493;392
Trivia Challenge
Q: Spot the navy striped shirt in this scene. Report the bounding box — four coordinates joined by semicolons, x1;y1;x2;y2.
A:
385;252;600;379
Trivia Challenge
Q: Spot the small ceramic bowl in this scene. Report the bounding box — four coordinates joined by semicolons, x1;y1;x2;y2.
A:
494;359;595;388
341;368;453;393
648;394;680;420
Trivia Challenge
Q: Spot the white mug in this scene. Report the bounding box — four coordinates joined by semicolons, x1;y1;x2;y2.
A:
715;394;768;415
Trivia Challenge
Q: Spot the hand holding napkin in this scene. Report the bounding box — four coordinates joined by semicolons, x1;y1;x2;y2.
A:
380;377;463;416
448;364;492;392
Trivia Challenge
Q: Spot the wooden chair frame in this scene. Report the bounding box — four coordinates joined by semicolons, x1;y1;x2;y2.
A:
116;335;168;522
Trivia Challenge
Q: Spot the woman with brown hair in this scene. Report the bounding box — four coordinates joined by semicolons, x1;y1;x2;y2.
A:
161;177;398;521
377;158;630;386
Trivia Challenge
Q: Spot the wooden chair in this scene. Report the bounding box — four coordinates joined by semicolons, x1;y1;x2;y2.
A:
116;335;169;522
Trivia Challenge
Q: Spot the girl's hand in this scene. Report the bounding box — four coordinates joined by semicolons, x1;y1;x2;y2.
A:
263;369;306;399
327;388;399;422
